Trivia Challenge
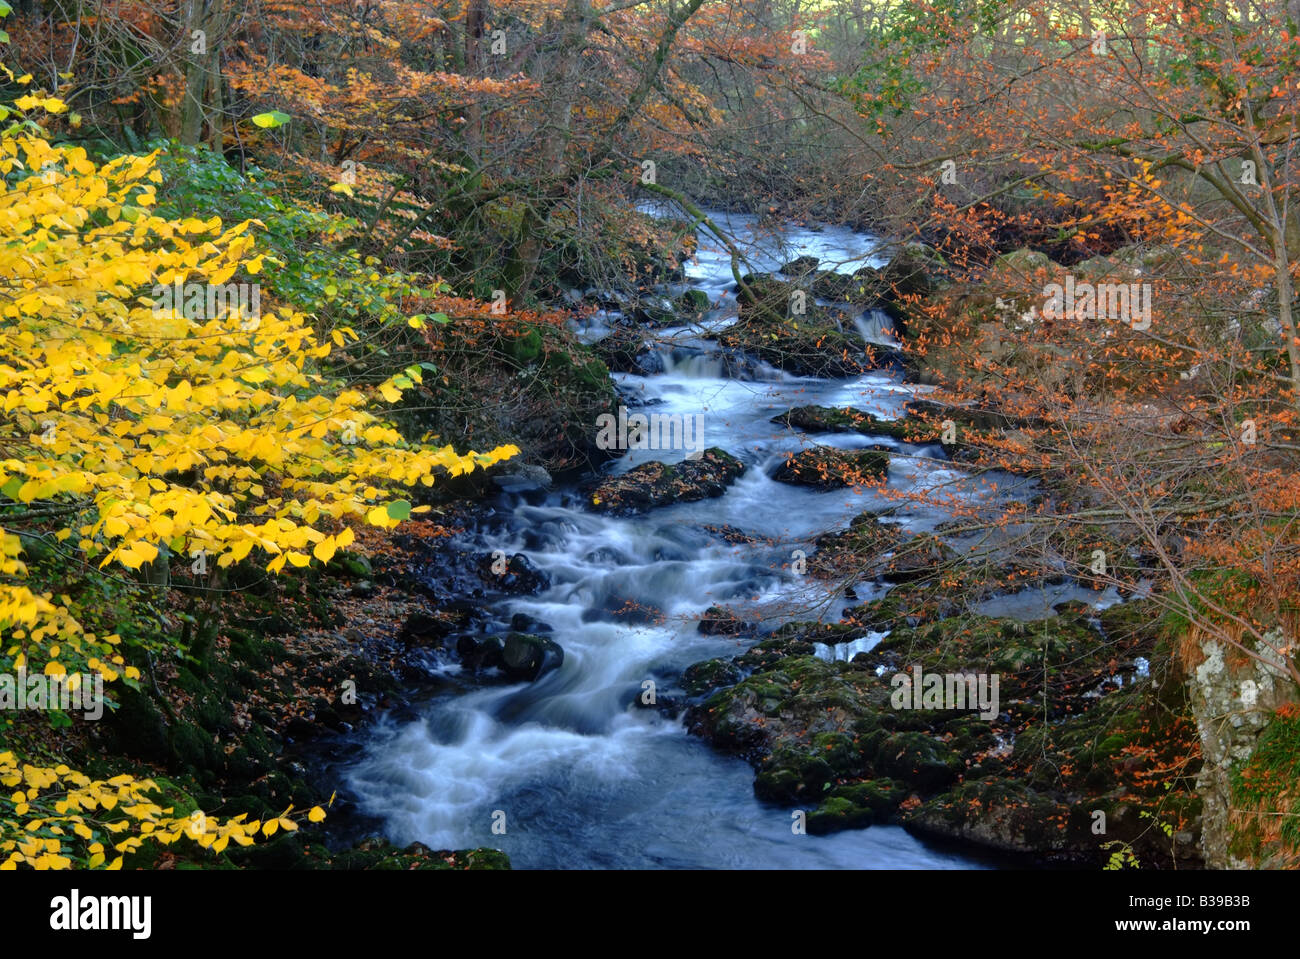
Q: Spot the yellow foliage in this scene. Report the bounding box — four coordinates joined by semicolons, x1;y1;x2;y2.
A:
0;751;324;869
0;97;519;682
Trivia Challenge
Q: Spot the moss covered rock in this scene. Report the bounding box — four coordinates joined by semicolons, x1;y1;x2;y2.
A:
772;405;923;443
771;447;888;489
586;448;746;515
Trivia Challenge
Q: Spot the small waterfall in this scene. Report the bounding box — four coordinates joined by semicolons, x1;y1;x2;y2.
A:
657;346;726;379
853;308;898;347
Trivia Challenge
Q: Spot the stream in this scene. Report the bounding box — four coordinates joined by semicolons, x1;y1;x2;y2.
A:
341;209;1081;868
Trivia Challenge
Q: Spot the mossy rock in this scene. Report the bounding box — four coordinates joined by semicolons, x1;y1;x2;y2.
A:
326;551;373;579
674;288;711;316
1230;707;1300;863
709;277;873;376
755;746;840;802
733;635;818;672
806;795;874;833
842;595;906;630
586;448;746;515
903;779;1079;855
682;658;744;696
872;730;962;790
807;778;907;834
506;327;543;363
773;406;921;442
771;447;888;489
811;514;954;582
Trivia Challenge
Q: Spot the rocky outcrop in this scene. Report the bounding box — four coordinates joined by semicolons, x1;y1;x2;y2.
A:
1183;631;1299;867
682;606;1202;867
586;448;746;515
772;405;922;442
771;447;889;489
710;277;874;377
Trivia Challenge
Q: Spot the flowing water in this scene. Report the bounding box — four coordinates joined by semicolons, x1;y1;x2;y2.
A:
344;210;1020;868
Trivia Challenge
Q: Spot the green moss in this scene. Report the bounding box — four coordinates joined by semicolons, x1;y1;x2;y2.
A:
755;746;838;802
773;406;921;442
806;796;874;833
873;731;961;790
681;659;743;696
1232;708;1300;851
508;327;543;363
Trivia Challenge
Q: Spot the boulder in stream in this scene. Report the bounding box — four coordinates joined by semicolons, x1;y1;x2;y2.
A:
771;447;889;489
772;405;922;442
779;255;820;277
476;551;550;594
502;632;565;682
710;276;873;377
586;448;746;515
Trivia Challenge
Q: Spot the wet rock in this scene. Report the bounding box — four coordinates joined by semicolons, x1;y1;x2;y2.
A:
698;605;747;635
591;327;662;375
682;659;745;697
771;447;889;489
902;779;1081;856
806;779;907;834
457;634;506;671
476;552;549;594
682;598;1202;859
755;744;846;802
586;448;746;515
811;513;908;577
710;276;872;377
397;610;456;648
809;271;858;302
779;255;820;277
764;619;871;649
878;243;948;304
875;730;962;789
773;405;920;442
841;595;907;630
904;397;1034;433
630;297;678;326
688;654;883;764
509;612;553;634
502;632;565;682
674;288;712;318
732;635;818;671
319;837;511;871
699;523;759;545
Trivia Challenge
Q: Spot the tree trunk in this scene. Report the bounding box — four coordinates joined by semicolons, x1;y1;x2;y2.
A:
180;0;209;146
